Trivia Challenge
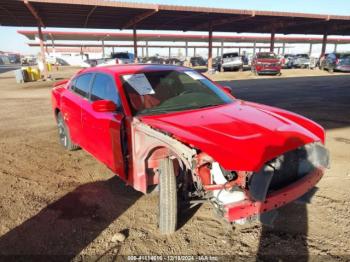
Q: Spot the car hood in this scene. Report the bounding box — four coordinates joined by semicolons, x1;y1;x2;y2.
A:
138;101;321;171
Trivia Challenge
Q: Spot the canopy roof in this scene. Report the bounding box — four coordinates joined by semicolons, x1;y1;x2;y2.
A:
2;0;350;35
18;30;350;44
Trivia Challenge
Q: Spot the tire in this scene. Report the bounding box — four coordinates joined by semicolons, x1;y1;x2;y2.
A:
56;112;79;151
158;157;177;234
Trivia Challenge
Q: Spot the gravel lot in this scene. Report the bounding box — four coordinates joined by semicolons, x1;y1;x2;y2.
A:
0;67;349;261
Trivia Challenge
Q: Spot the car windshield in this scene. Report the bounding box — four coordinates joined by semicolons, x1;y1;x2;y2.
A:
121;70;233;116
338;53;350;59
257;53;276;59
223;53;239;58
296;54;309;58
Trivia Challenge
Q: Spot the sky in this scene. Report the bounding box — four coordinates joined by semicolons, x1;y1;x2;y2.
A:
1;0;350;56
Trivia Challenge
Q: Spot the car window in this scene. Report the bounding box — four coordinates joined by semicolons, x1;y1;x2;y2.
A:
121;70;233;116
91;73;120;106
73;73;92;98
223;53;239;58
257;53;276;59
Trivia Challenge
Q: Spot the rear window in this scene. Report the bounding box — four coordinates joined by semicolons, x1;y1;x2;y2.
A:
111;53;132;59
223;53;239;58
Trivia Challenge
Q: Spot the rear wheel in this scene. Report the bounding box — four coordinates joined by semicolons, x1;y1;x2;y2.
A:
158;157;178;234
56;112;79;151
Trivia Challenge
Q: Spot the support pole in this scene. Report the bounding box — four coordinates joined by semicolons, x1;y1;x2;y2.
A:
38;25;48;80
185;41;188;57
270;32;275;52
221;41;224;56
282;42;286;55
102;40;105;58
133;27;138;63
194;47;196;56
334;43;338;52
145;41;149;57
51;38;55;54
253;42;256;57
112;46;115;54
238;47;241;55
168;47;171;58
217;47;220;57
208;27;213;70
142;47;144;58
321;33;327;56
309;43;313;56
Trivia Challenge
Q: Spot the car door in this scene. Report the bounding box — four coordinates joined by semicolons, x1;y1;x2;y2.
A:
81;73;126;179
60;73;93;146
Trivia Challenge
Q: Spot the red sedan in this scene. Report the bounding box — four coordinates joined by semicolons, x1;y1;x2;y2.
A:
52;64;329;234
251;52;282;75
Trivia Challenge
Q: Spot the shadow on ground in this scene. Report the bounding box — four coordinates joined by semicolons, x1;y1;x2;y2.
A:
0;176;142;259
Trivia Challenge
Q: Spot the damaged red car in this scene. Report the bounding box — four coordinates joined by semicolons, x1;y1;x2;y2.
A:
52;64;329;234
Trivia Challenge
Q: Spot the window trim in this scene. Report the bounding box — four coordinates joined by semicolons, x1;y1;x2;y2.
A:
89;72;123;112
70;73;94;100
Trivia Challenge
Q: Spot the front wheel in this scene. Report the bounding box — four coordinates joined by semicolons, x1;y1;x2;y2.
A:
56;112;79;151
158;158;178;234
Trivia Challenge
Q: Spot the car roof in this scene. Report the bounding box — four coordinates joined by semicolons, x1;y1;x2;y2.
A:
80;64;188;75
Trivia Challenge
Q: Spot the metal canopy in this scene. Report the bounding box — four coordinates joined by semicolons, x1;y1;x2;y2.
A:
1;0;350;35
18;30;350;44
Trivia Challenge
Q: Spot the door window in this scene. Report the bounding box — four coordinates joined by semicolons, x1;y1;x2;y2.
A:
73;73;93;98
90;73;120;106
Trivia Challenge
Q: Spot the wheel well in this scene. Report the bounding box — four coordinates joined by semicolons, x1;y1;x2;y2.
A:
145;147;183;189
54;108;60;119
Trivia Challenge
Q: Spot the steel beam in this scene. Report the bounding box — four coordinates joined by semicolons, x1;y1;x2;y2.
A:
122;9;158;29
37;25;48;79
270;32;275;52
208;27;213;70
321;33;327;56
133;27;138;62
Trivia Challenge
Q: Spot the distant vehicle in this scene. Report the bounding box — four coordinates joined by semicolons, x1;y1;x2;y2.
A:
251;52;281;75
8;53;21;64
320;53;350;73
144;56;166;64
110;52;134;64
165;58;183;66
190;56;206;67
96;52;134;67
221;52;243;71
318;53;329;69
212;56;222;71
281;54;295;68
291;54;310;68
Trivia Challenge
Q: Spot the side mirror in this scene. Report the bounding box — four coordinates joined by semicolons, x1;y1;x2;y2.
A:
221;85;232;95
92;100;117;112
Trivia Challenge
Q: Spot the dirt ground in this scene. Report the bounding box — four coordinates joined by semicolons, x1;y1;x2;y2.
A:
0;67;349;261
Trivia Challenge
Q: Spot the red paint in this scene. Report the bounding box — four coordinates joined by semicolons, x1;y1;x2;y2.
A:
140;100;322;172
224;168;324;222
52;64;326;223
251;52;282;74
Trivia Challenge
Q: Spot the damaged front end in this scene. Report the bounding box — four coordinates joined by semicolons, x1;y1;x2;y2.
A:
204;142;329;223
131;119;329;225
